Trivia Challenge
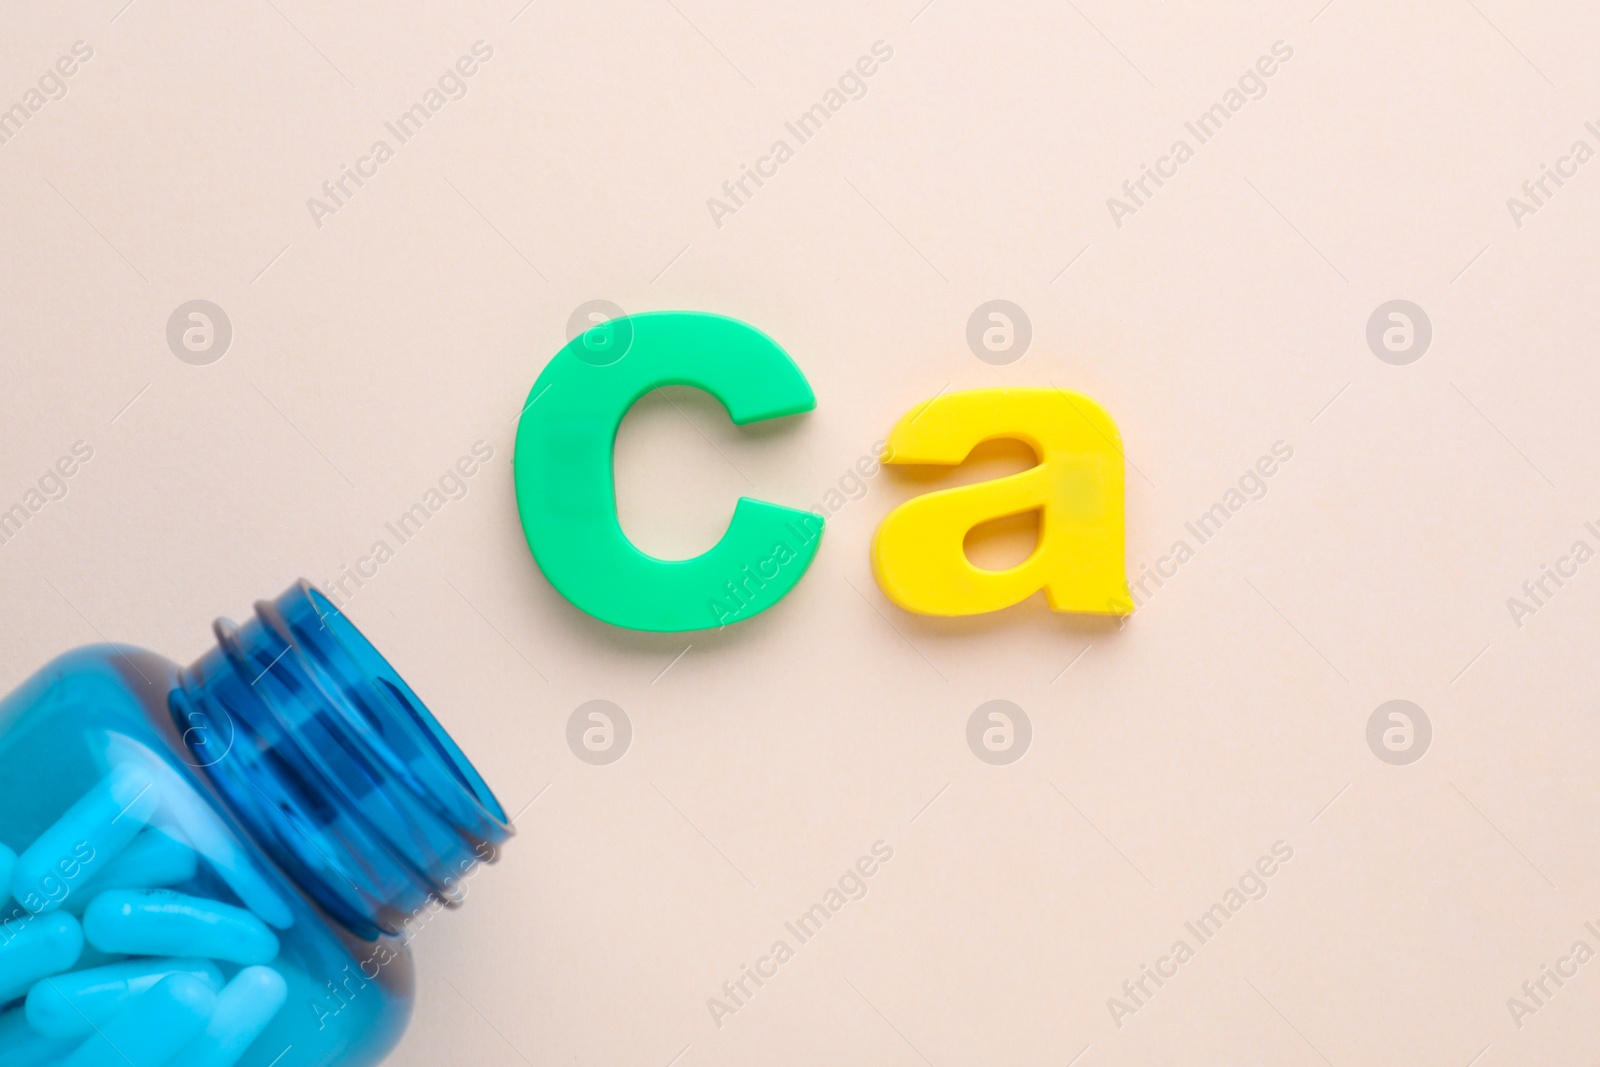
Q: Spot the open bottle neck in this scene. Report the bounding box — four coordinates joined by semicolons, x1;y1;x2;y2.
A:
170;581;511;939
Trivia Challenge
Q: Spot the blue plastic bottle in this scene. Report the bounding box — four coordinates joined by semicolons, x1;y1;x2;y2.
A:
0;581;512;1067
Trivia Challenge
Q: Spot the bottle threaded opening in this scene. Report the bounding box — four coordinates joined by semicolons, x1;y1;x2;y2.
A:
172;581;512;938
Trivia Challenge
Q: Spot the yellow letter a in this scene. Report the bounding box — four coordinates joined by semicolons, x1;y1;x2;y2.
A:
871;388;1133;617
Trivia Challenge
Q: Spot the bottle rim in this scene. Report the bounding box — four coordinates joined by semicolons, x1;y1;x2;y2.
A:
176;580;512;938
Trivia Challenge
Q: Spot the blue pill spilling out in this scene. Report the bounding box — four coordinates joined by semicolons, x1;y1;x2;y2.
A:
168;965;289;1067
11;764;157;914
83;888;279;965
0;911;83;1003
68;829;197;906
58;971;219;1067
25;956;223;1039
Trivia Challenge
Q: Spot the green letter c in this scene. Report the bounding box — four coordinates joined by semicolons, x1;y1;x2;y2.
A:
513;311;823;632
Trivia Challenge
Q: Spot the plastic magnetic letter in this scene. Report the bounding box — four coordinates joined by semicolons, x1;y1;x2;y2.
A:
871;387;1133;617
514;311;823;632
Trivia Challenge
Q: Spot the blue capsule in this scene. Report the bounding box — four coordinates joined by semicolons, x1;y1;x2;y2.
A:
58;971;219;1067
11;764;156;914
0;1006;80;1067
25;956;223;1039
168;966;289;1067
83;888;279;965
0;911;83;1003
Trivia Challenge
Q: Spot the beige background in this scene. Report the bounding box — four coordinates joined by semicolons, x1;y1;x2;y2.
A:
3;0;1600;1063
